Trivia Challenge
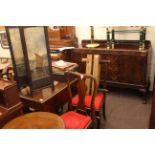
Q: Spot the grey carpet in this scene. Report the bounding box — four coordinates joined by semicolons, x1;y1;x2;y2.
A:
101;88;152;129
62;88;152;129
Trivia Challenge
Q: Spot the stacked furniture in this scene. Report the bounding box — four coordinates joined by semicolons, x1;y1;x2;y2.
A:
0;79;23;128
48;26;77;48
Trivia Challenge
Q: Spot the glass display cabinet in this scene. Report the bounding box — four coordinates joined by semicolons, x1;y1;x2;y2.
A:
6;26;54;95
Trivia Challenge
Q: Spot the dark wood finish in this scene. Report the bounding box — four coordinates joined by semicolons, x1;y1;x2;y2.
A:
66;40;152;93
63;71;96;128
0;79;23;128
66;72;96;114
65;71;107;128
20;79;77;113
0;79;21;108
48;28;61;40
149;76;155;128
3;112;64;129
0;103;23;128
82;40;151;49
48;26;77;48
59;26;76;39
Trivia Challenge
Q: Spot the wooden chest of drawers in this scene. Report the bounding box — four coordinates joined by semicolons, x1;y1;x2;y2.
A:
0;79;23;128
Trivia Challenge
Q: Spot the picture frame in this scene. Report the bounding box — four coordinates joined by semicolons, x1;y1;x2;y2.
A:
20;26;54;91
0;31;9;49
5;26;29;89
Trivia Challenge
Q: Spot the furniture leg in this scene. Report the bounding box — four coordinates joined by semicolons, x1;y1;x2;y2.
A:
139;88;147;104
103;102;106;120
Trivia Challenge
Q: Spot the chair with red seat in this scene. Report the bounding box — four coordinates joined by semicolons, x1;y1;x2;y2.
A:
60;71;96;129
65;71;107;128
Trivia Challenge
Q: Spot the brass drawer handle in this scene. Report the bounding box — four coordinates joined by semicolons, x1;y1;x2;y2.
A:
100;60;110;63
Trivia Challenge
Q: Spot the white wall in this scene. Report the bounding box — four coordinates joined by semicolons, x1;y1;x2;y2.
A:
75;26;155;90
0;45;10;55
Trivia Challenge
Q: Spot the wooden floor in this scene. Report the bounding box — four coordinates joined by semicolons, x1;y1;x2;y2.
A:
101;88;152;129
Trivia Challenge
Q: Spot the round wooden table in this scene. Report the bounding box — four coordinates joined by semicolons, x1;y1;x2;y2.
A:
3;112;65;129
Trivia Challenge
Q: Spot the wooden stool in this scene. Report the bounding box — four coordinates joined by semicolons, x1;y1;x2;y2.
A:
3;112;65;129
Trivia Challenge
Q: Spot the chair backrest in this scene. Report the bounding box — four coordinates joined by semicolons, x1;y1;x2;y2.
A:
65;71;97;119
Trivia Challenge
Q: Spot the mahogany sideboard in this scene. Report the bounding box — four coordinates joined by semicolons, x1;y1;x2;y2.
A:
65;40;152;94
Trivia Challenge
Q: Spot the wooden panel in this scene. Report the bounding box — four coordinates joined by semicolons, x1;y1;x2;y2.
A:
85;54;93;93
0;103;23;128
100;54;147;85
100;54;110;82
59;26;76;39
119;55;146;85
0;79;23;128
48;28;61;40
66;50;86;73
107;54;120;82
48;26;77;47
93;55;101;87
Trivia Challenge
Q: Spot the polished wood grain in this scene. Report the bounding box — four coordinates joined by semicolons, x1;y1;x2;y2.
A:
20;79;77;113
66;40;152;93
64;71;97;128
84;54;93;93
0;79;23;128
48;26;77;48
3;112;64;129
82;40;151;49
0;103;23;128
59;26;76;39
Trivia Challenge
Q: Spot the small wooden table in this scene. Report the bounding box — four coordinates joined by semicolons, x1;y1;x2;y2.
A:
3;112;65;129
20;79;77;113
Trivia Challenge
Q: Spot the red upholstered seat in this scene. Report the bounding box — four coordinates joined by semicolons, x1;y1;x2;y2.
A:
61;111;91;129
72;93;104;110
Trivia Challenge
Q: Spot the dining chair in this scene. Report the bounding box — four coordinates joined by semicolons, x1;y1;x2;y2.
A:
60;71;96;129
63;71;107;128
